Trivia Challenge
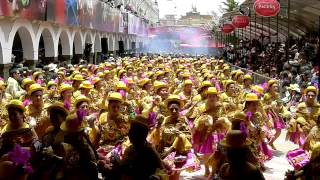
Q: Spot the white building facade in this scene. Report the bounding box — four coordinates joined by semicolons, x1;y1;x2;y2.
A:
0;0;159;78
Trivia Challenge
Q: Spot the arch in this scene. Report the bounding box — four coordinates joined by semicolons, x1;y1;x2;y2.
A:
8;20;36;61
38;28;56;57
58;30;72;56
94;33;102;52
73;31;84;54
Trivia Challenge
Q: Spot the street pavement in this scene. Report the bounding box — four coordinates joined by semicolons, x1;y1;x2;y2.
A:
180;130;298;180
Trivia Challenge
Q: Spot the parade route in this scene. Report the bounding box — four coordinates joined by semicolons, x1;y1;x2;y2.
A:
181;130;298;180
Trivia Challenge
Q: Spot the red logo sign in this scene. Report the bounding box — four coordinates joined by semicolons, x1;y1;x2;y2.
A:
254;0;281;17
222;24;235;34
232;15;250;28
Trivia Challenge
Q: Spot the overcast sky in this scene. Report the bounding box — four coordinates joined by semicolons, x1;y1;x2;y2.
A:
158;0;245;18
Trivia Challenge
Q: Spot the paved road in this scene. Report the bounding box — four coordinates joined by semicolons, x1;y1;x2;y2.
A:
180;130;298;180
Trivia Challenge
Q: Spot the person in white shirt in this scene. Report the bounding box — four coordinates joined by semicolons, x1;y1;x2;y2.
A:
6;69;26;99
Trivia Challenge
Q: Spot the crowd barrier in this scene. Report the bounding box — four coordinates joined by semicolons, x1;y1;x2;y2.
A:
227;63;285;98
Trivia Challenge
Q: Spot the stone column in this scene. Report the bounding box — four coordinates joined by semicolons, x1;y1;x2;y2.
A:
95;52;101;64
0;63;12;80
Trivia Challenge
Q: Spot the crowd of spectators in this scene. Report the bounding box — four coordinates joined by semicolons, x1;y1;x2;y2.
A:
223;33;319;100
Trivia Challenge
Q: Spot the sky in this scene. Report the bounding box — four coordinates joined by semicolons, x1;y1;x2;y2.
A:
158;0;246;18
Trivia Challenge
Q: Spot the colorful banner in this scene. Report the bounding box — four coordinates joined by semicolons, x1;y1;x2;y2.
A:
0;0;47;20
0;0;148;35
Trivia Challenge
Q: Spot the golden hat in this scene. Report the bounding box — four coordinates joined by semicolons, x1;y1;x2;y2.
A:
207;87;218;95
304;86;318;95
118;69;126;77
220;130;250;149
184;80;193;86
155;71;165;78
131;115;149;128
21;78;35;89
96;72;104;78
92;77;101;85
198;81;213;92
223;66;230;71
267;79;278;89
57;71;65;77
59;84;74;93
245;93;259;102
105;62;112;67
165;94;182;108
116;81;128;91
32;71;43;80
72;74;85;81
296;117;307;125
147;72;154;78
74;95;90;107
47;101;68;115
204;73;214;79
104;70;111;75
107;92;124;103
232;111;246;122
6;99;25;112
219;60;224;63
182;72;191;78
164;68;171;73
235;71;244;79
225;80;235;88
80;68;88;74
252;85;264;95
125;65;133;70
158;64;165;69
230;70;238;77
60;113;85;132
243;74;252;81
47;80;57;88
177;65;184;69
147;64;153;68
80;81;94;89
139;78;151;87
153;81;168;92
28;83;44;95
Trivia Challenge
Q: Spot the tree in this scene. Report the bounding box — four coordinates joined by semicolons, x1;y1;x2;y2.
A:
220;0;239;13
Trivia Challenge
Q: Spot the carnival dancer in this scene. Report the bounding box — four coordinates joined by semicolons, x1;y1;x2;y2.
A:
287;86;320;147
59;83;74;111
98;92;130;158
243;93;272;169
220;80;241;116
25;84;49;139
0;99;38;156
159;95;199;179
192;87;230;176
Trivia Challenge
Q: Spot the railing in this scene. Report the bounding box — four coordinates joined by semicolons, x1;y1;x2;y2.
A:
227;63;286;98
227;63;272;84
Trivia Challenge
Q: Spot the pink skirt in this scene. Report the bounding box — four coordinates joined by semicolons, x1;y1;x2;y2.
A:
289;132;306;146
274;118;285;130
192;132;224;155
163;150;200;171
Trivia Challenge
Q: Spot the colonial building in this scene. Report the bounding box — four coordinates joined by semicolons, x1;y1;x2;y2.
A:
0;0;159;78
